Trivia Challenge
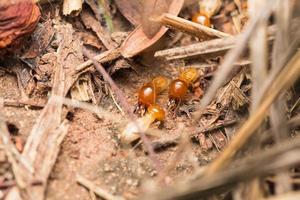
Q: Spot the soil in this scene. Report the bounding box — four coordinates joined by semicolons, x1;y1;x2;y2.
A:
0;63;218;200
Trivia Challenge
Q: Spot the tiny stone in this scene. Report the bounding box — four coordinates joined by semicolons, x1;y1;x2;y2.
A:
150;170;157;177
110;186;117;194
103;163;112;172
0;151;6;162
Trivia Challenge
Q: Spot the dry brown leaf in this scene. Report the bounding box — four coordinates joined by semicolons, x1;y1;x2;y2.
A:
120;0;184;58
114;0;142;25
141;0;169;38
0;0;40;49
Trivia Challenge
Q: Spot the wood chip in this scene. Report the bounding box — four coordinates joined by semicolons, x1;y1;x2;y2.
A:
63;0;84;16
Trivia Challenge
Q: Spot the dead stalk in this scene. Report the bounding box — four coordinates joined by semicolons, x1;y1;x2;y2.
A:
196;0;279;119
157;13;230;38
205;50;300;176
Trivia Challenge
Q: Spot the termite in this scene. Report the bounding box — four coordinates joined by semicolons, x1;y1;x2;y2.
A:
168;67;199;109
134;76;168;115
120;105;165;144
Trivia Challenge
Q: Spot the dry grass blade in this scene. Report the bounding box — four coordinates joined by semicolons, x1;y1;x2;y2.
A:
157;13;230;39
142;135;300;200
52;96;123;122
269;0;293;194
196;0;278;115
205;50;300;176
247;0;269;197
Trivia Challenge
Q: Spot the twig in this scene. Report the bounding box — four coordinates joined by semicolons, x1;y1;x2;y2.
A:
52;96;123;122
155;36;236;60
82;48;132;115
157;13;230;39
108;87;125;116
5;22;73;200
0;180;42;190
76;174;125;200
205;50;300;176
3;99;46;108
75;48;121;74
151;136;180;152
195;119;237;135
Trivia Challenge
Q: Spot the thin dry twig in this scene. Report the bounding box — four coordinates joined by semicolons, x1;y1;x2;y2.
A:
154;24;275;61
155;36;236;60
75;48;121;74
76;174;125;200
2;99;46;108
157;13;230;38
52;96;123;122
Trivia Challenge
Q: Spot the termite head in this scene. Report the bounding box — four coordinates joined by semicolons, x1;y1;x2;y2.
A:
147;105;165;121
178;68;199;85
151;76;169;93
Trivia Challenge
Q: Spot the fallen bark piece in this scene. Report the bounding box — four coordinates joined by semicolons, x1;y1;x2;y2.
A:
0;0;40;49
63;0;84;16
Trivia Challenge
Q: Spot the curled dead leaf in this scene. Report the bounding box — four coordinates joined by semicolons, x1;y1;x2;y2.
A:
120;0;184;58
0;0;40;49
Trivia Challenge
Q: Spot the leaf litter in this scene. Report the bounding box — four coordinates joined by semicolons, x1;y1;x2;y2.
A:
0;0;300;200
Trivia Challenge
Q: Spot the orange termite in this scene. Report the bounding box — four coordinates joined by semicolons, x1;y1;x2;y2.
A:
120;105;166;144
135;76;168;115
168;68;199;109
192;0;221;27
192;12;211;27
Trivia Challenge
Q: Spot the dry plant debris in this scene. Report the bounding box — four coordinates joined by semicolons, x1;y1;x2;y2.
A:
0;0;300;200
